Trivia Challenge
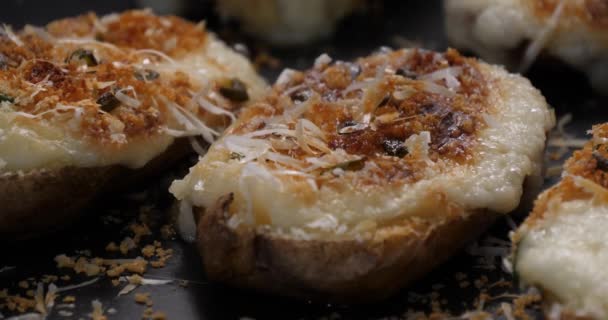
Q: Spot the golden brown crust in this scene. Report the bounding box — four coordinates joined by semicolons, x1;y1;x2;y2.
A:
518;124;608;232
564;123;608;187
0;138;190;240
45;10;209;57
521;124;608;231
0;10;240;149
229;49;489;187
197;194;499;302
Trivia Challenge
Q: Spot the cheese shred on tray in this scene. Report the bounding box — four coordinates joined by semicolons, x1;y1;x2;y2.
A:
170;48;554;301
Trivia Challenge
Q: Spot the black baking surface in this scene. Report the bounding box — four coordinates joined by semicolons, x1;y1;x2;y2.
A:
1;1;606;319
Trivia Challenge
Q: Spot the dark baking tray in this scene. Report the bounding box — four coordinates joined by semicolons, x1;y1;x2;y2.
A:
1;1;606;319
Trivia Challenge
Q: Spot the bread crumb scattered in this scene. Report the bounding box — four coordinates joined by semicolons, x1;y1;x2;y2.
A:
106;242;119;252
513;292;542;320
90;299;107;320
134;292;150;304
55;254;75;268
142;245;155;258
160;224;176;239
128;274;144;285
131;223;152;243
150;311;167;320
120;237;136;255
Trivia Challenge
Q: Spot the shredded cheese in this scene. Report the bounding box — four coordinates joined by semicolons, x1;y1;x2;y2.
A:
419;66;462;90
519;0;566;72
1;24;23;46
196;95;236;123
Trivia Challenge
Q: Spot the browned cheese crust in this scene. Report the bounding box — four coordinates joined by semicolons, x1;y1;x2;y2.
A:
0;11;236;147
517;123;608;233
228;49;489;188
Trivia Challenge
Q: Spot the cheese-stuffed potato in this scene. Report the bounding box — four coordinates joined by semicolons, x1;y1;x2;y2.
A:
514;123;608;319
445;0;608;94
171;48;554;301
0;10;266;238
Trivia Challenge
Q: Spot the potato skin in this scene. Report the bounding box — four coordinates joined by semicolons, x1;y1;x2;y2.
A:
0;167;116;239
197;193;499;302
0;139;190;240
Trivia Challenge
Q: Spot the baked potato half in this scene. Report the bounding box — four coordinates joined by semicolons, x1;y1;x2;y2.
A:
513;124;608;319
444;0;608;94
0;10;266;238
216;0;364;45
170;48;554;301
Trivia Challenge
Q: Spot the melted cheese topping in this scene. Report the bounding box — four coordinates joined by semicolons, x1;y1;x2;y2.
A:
0;10;266;172
445;0;608;93
170;49;553;238
517;199;608;319
515;124;608;318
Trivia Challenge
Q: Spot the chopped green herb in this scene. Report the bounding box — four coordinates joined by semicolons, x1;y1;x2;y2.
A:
219;78;249;102
230;152;245;160
97;91;120;112
66;49;98;66
134;69;160;81
0;93;14;103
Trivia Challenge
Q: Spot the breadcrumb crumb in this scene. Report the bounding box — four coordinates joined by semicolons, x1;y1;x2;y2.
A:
134;292;150;305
